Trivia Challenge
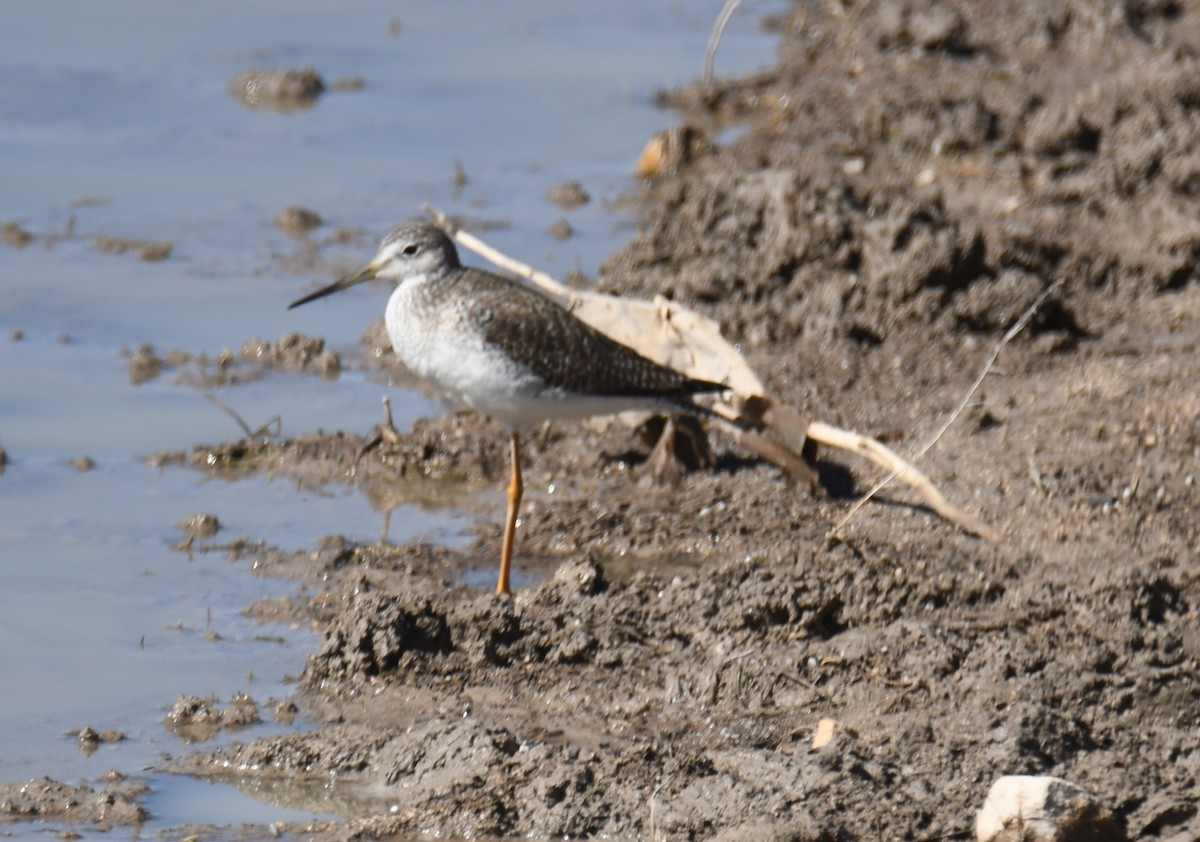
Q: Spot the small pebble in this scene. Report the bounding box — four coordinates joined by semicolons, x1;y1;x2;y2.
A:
976;775;1117;842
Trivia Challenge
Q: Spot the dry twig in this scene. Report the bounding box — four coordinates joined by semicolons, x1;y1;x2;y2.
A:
194;388;280;440
811;421;1000;541
704;0;744;85
828;279;1066;541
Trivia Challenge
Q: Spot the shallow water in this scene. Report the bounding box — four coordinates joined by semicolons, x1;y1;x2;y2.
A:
0;0;783;833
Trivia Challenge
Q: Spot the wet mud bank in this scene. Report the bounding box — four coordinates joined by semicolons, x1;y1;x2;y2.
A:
43;1;1200;839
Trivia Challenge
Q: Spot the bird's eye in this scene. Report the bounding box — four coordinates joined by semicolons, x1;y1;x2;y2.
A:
402;244;419;256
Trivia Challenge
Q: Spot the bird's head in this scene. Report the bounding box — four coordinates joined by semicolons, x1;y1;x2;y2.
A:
288;219;461;309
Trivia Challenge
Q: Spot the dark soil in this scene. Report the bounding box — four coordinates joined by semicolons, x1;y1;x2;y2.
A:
139;1;1200;839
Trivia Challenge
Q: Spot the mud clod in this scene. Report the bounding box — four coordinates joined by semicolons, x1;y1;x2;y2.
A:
166;694;262;742
180;513;220;540
229;67;326;112
547;181;590;209
1;221;34;248
0;777;148;828
307;591;454;686
91;235;172;262
276;206;323;237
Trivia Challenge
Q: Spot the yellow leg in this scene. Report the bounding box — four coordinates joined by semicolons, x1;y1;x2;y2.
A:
497;431;522;596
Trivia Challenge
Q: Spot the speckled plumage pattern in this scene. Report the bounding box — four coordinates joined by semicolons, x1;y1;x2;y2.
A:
377;220;725;431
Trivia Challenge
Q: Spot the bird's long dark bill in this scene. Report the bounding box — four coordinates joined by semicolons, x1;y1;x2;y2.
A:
287;263;378;310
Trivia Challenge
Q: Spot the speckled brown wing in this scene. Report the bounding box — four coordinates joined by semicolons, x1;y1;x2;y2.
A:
459;268;725;401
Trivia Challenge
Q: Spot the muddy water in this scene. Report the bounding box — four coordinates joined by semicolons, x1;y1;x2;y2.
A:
0;0;783;834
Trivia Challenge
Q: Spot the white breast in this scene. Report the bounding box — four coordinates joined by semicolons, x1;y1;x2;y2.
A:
384;279;542;427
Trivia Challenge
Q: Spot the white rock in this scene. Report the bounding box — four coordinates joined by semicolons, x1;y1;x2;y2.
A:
976;775;1110;842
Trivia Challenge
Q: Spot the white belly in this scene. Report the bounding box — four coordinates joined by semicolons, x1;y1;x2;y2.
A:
384;280;663;431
